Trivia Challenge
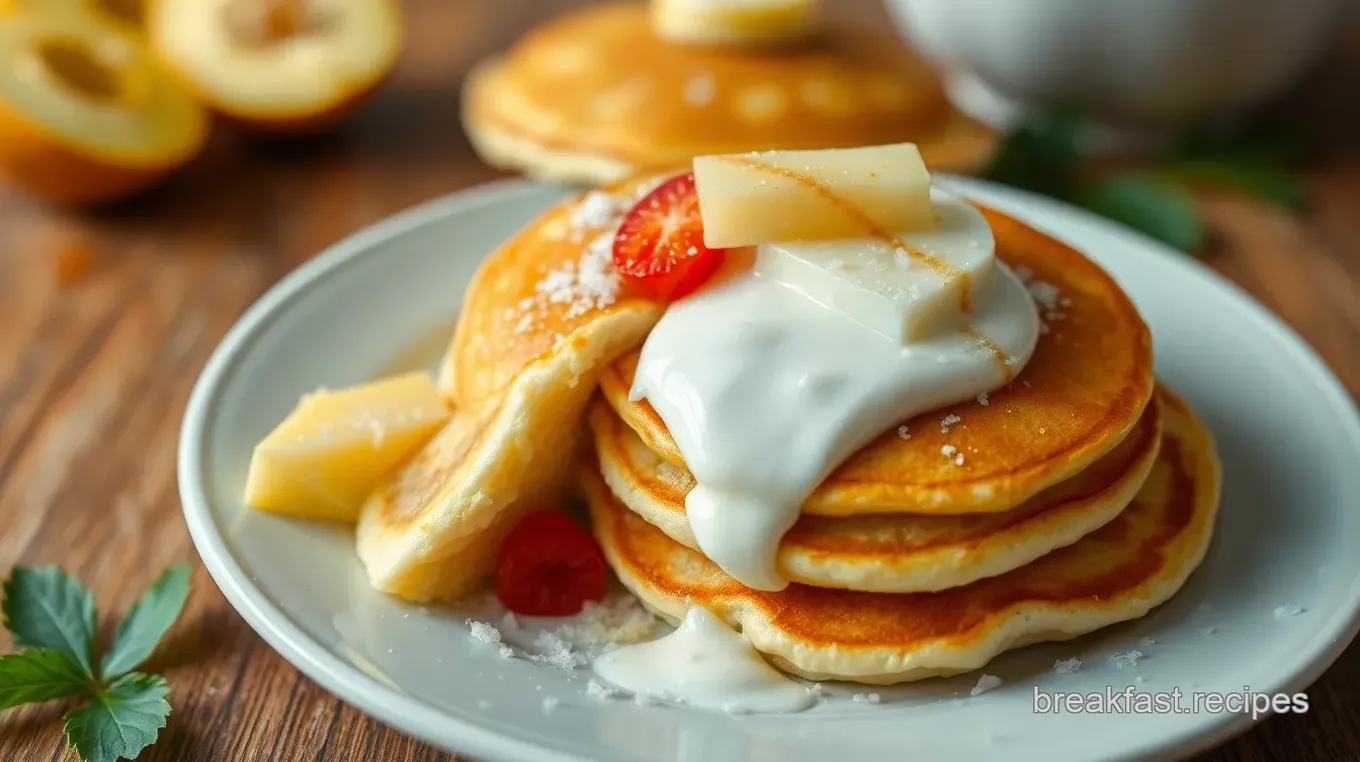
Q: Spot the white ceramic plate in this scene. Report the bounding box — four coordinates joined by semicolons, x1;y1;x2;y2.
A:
179;177;1360;762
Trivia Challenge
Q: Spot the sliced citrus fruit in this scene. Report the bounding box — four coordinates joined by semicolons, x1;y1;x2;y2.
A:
146;0;401;133
0;11;208;205
0;0;145;36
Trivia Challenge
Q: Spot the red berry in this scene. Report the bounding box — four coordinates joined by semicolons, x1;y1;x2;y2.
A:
612;172;725;301
494;510;609;616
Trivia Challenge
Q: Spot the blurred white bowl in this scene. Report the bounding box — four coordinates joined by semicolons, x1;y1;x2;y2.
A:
885;0;1344;130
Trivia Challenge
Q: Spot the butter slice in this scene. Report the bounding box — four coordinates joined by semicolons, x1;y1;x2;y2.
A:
755;189;996;343
652;0;820;46
694;143;934;249
244;371;450;523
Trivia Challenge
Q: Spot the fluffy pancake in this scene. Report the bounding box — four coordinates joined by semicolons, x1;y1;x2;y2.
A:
462;2;996;186
589;387;1220;684
600;207;1155;516
356;176;665;602
439;174;667;410
591;393;1161;593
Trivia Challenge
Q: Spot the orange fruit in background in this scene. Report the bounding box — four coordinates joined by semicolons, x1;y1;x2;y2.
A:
146;0;402;134
0;11;207;205
0;0;145;35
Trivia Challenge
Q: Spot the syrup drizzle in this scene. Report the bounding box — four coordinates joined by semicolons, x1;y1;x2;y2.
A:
962;327;1015;384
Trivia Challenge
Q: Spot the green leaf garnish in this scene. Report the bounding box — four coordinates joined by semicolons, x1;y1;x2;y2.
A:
984;105;1085;199
1155;159;1304;209
3;567;97;678
983;108;1306;255
63;673;171;762
1;564;190;762
0;649;92;709
1077;174;1204;253
99;564;191;679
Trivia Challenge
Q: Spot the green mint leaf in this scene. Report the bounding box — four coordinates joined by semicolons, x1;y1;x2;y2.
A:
1157;159;1305;209
99;564;192;679
63;673;170;762
984;105;1085;199
3;567;96;679
1077;174;1204;253
1173;126;1305;168
0;649;92;710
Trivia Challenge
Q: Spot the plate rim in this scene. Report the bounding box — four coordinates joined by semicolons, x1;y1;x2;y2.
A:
178;176;1360;762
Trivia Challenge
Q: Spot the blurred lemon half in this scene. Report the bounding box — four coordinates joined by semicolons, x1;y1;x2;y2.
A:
0;11;208;204
147;0;402;133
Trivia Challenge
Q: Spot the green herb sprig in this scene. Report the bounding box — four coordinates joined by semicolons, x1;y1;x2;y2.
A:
1;564;191;762
984;107;1306;254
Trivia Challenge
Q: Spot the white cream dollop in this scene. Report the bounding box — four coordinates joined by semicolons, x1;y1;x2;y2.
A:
592;607;817;714
629;187;1040;591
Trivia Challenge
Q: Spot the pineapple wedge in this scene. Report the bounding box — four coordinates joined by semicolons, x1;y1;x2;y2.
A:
244;371;449;522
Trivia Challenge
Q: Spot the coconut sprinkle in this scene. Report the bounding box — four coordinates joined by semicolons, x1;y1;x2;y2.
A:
851;693;881;704
585;679;625;700
940;414;961;433
1274;604;1304;619
976;392;989;406
897;425;911;440
1110;650;1143;669
1054;658;1082;674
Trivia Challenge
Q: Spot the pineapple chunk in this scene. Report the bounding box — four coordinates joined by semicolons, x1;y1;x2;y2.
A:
652;0;820;46
693;143;935;249
244;371;449;522
755;188;996;343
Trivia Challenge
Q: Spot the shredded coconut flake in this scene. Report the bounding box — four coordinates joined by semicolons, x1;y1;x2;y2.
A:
897;425;911;440
529;633;586;671
1054;658;1082;674
569;191;624;234
467;620;502;646
940;414;961;432
543;596;660;646
941;444;957;457
1139;636;1156;646
1274;604;1304;619
971;674;1002;696
976;392;989;406
1109;649;1143;669
586;679;625;700
851;693;881;704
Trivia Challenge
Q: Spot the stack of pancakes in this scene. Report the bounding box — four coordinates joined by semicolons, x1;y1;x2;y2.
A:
578;203;1221;685
357;176;1220;685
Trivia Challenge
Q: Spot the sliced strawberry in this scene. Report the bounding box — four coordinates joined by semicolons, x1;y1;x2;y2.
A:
612;172;725;301
494;509;609;616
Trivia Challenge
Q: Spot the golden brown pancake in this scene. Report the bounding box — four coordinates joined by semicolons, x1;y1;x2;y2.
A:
591;393;1161;592
440;174;667;410
356;175;666;602
600;207;1155;516
462;2;996;186
589;387;1220;684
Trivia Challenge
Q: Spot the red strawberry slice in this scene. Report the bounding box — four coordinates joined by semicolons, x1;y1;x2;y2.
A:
612;172;725;301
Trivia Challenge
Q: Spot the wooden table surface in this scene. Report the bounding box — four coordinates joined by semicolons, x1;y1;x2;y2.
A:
2;1;1358;759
